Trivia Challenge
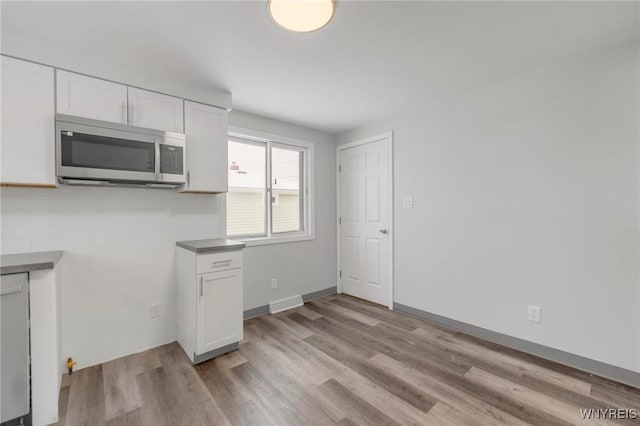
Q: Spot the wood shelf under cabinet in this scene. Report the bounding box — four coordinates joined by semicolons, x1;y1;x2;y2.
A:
180;190;225;195
1;183;57;189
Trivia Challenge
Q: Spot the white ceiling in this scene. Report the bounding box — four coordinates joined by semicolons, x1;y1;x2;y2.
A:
2;1;639;134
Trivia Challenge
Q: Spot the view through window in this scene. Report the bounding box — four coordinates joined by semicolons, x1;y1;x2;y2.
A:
227;136;309;239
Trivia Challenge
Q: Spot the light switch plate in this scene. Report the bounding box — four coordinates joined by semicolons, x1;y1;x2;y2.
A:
402;197;414;209
151;303;161;318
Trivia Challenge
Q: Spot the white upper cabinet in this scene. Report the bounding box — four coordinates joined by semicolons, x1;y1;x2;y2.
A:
56;70;127;124
183;101;228;193
1;56;56;187
128;87;184;133
56;71;184;132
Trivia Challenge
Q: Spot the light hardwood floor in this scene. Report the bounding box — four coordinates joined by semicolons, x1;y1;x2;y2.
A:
54;294;640;425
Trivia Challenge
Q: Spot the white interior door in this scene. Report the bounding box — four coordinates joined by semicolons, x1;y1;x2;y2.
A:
339;134;392;307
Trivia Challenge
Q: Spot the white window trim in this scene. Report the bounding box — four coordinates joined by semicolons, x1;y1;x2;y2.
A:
226;125;315;246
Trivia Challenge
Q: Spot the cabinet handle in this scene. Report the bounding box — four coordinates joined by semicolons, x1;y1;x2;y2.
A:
187;170;190;187
130;103;136;125
0;285;22;296
212;260;232;267
122;101;127;124
199;276;203;298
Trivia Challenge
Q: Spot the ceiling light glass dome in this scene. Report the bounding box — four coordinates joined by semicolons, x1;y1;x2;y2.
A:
268;0;335;33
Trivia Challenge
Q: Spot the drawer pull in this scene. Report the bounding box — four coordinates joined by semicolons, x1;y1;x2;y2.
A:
199;276;203;298
196;251;242;275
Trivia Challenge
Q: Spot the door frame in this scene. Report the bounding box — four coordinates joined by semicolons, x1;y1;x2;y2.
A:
336;132;394;309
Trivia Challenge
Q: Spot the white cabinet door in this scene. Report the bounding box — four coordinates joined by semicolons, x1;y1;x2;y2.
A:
1;56;56;186
183;101;228;193
56;70;127;123
197;269;243;355
128;87;184;132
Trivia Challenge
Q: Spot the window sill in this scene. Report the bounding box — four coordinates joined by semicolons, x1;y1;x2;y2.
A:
235;234;315;247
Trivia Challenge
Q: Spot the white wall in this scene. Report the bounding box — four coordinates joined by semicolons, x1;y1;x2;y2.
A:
1;27;337;368
0;110;337;370
338;44;640;373
0;108;336;371
229;110;337;311
1;186;224;369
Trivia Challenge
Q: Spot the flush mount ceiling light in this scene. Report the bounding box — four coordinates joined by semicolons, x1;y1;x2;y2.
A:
268;0;335;33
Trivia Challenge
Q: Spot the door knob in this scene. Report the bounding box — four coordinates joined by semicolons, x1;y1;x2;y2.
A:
379;229;388;235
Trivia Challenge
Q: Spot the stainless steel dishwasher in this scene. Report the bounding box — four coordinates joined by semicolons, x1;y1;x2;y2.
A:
1;273;30;425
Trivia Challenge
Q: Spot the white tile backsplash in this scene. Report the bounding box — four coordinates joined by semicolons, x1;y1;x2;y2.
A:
0;185;224;369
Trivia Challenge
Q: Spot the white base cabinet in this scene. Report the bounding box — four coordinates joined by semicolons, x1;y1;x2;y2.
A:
0;265;61;426
176;247;243;363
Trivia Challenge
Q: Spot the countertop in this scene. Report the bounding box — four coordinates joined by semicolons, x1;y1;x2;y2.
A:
176;238;246;254
1;250;63;275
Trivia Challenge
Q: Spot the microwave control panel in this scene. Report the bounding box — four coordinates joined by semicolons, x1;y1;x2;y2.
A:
160;145;184;175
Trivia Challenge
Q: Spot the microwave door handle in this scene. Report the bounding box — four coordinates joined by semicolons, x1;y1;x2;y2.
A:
154;140;161;180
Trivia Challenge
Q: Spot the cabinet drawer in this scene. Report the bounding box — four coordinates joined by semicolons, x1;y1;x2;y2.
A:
197;251;242;274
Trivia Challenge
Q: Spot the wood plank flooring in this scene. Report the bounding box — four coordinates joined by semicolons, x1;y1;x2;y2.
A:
54;294;640;426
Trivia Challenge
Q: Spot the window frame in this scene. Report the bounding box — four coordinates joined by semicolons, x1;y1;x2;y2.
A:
226;126;315;246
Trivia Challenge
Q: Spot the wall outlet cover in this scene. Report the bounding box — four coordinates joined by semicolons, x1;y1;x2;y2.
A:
528;305;541;323
402;197;414;209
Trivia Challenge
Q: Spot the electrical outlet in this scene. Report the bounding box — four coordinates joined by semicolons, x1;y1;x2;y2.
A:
402;196;414;209
528;305;541;323
271;278;278;290
150;303;161;318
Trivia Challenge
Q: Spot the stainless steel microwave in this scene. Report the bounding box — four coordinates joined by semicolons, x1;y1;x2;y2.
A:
56;114;186;189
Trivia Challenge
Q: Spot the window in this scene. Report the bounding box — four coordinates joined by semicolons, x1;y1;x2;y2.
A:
227;130;313;245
